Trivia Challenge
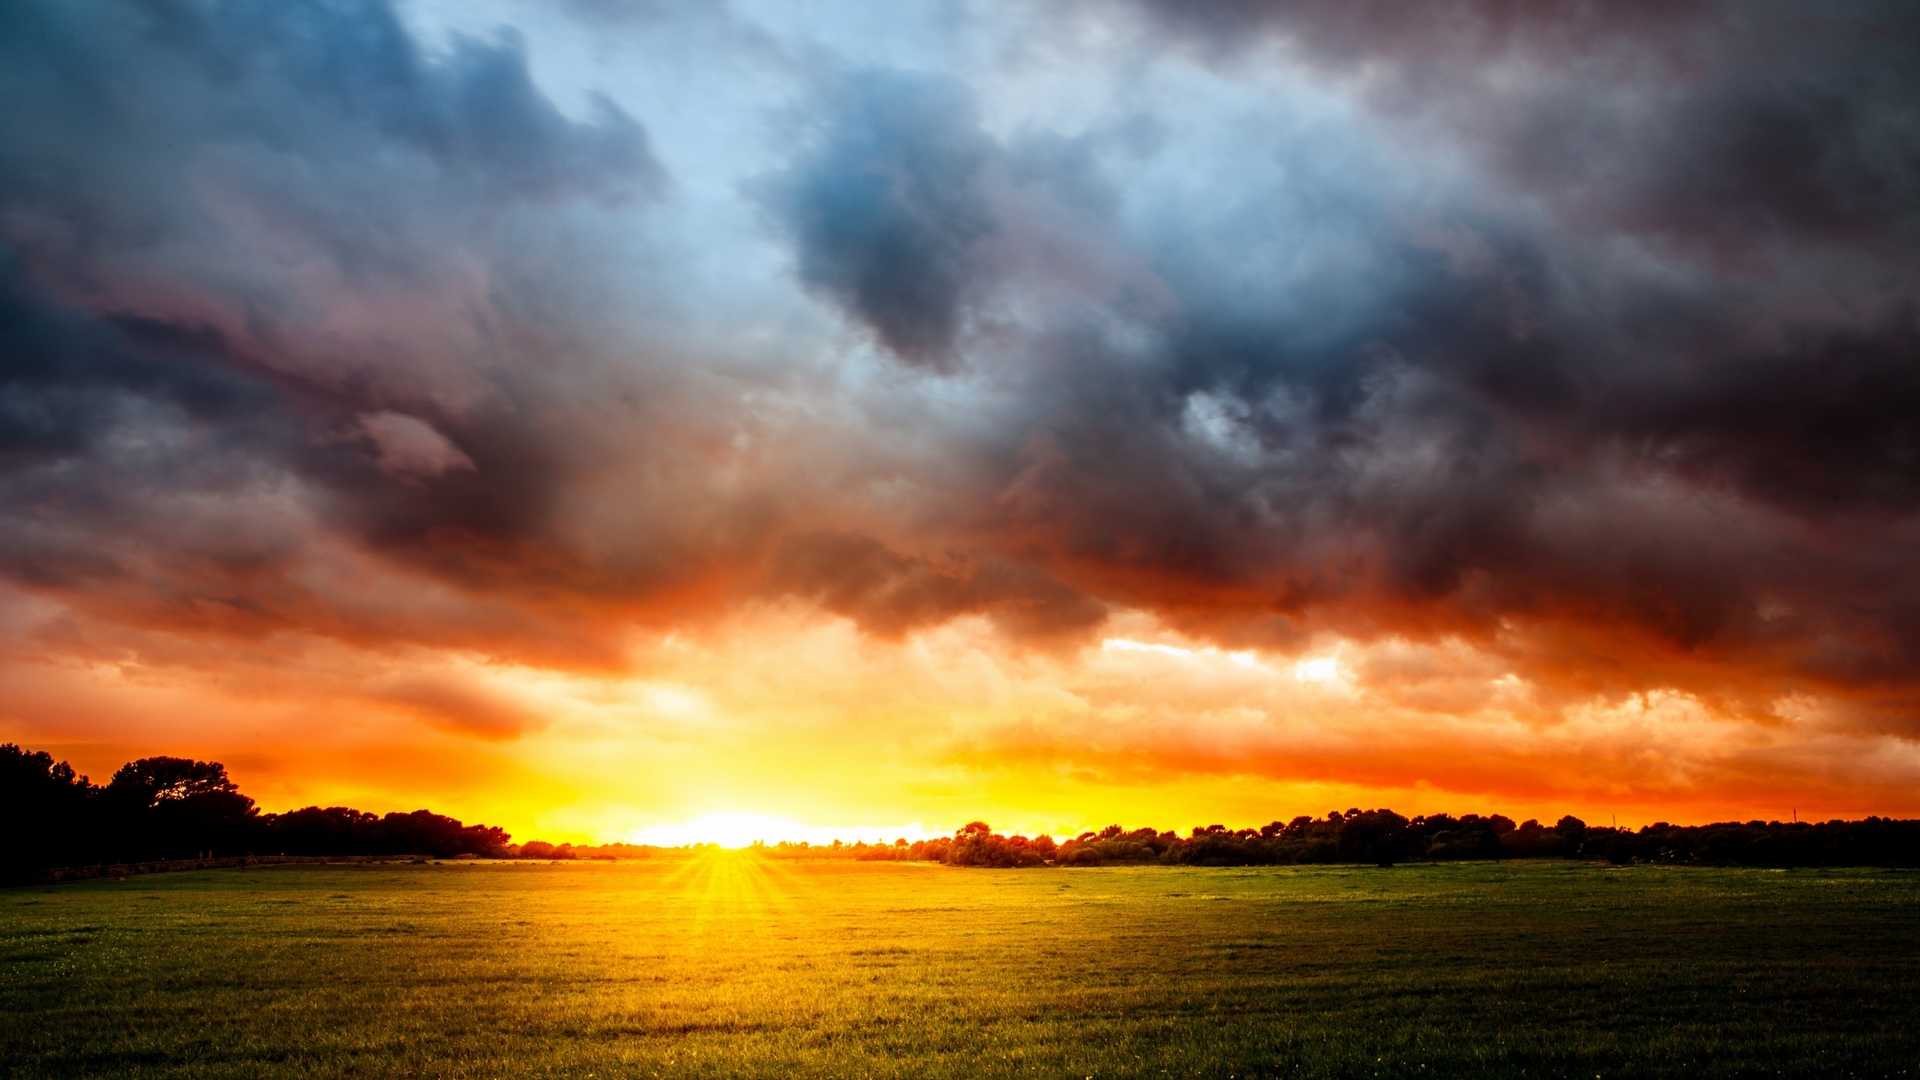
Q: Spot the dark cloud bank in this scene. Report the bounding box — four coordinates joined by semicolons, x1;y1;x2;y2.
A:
3;0;1920;727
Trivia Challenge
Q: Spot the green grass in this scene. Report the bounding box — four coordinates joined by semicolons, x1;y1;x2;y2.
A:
2;858;1917;1078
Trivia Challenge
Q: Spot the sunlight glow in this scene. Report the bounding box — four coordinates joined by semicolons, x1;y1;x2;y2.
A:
624;812;938;849
1295;656;1341;682
628;813;804;848
1103;638;1194;658
1104;639;1260;667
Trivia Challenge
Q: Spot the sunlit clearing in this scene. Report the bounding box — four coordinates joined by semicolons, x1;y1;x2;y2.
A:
1295;656;1341;682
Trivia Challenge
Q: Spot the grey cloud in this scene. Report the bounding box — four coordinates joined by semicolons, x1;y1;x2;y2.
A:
0;0;671;639
742;10;1920;710
757;70;997;368
4;0;1920;725
766;530;1106;643
1121;0;1920;262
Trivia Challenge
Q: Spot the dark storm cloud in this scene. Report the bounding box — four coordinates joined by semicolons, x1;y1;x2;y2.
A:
0;0;659;216
726;3;1920;713
0;254;271;465
0;250;306;595
4;0;1920;729
767;531;1105;642
1125;0;1920;261
0;0;664;643
1516;60;1920;261
0;0;1105;656
1123;0;1714;67
757;71;997;368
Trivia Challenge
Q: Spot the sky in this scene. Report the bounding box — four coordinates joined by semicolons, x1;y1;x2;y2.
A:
3;0;1919;844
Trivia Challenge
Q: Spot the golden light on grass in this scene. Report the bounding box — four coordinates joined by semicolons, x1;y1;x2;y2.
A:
8;861;1919;1075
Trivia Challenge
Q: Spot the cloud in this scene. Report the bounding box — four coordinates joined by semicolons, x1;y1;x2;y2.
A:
766;530;1106;642
370;673;543;739
1119;0;1920;262
757;70;998;368
734;4;1920;728
0;0;676;648
359;411;476;479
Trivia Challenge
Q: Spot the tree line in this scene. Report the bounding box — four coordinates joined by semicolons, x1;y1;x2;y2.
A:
801;811;1920;868
9;742;1919;874
1053;810;1920;867
2;743;514;873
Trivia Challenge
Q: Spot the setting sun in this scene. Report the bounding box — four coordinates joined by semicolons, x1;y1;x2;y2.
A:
623;813;934;850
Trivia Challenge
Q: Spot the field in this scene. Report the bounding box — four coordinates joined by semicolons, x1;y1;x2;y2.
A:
2;858;1917;1079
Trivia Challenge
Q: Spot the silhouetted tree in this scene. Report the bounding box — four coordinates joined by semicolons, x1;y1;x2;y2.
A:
1;744;100;868
1;743;522;876
100;756;259;860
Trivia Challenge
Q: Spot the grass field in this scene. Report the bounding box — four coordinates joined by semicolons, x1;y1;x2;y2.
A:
2;857;1917;1079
